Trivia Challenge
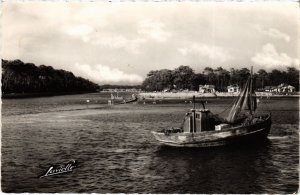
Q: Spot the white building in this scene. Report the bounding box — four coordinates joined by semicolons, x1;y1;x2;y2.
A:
227;84;240;93
277;83;295;92
264;84;295;93
264;86;277;92
199;85;215;93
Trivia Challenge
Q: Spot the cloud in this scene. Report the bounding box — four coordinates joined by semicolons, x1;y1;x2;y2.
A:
62;19;171;53
138;19;171;42
178;43;232;62
253;25;290;42
63;24;94;42
62;24;146;53
2;2;299;82
92;35;147;54
178;48;189;56
251;43;299;68
72;63;144;84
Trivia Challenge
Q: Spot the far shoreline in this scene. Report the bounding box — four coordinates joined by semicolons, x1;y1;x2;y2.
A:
1;91;96;99
2;91;299;100
138;91;300;99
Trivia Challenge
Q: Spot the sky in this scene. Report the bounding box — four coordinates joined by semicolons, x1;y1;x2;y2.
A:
2;1;299;85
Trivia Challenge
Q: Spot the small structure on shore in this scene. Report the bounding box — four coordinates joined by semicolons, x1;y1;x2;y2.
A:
227;84;240;93
199;85;215;93
264;86;277;92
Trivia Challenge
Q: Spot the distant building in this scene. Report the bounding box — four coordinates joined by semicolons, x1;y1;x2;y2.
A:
125;88;142;92
227;84;240;93
264;86;277;92
102;88;141;92
264;84;295;93
199;85;215;93
102;88;125;92
277;83;295;92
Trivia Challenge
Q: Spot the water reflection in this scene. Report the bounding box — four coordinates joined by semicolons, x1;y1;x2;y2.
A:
151;141;281;193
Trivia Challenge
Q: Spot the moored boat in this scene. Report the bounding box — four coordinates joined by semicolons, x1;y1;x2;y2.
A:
109;93;138;105
111;92;123;100
152;67;272;147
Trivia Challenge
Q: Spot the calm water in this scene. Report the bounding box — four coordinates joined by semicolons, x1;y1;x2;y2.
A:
1;93;299;193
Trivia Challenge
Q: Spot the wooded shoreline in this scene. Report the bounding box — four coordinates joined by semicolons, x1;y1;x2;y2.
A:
1;91;94;99
2;59;99;95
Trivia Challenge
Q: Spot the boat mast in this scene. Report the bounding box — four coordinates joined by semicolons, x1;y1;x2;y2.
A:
250;66;253;115
193;95;195;110
193;95;196;133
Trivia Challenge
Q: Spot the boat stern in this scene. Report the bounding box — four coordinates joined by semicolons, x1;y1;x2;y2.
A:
151;131;192;146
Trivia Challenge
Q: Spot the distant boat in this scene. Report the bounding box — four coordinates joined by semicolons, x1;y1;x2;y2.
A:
119;97;138;104
152;67;272;147
110;93;138;105
111;93;123;100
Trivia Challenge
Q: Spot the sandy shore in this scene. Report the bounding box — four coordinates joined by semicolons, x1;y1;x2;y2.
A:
139;92;300;99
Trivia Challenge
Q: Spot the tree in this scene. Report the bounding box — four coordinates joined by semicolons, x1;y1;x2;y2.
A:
141;65;299;92
141;69;174;91
268;69;283;86
286;67;299;91
191;73;206;91
257;69;268;89
214;67;230;91
173;66;195;90
1;59;99;94
203;67;216;85
237;68;250;88
157;69;174;90
203;67;213;75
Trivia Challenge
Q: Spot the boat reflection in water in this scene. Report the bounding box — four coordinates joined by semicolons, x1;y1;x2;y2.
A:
152;67;272;147
151;141;280;194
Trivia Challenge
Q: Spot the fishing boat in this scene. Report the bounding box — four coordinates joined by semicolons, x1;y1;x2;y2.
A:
152;67;272;147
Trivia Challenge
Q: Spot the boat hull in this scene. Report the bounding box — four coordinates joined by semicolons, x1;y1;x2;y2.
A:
152;115;271;148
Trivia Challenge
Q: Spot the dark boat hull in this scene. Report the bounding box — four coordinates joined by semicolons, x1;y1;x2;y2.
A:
120;97;138;104
152;114;271;148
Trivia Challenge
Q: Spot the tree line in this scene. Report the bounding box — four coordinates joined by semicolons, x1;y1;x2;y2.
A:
100;84;141;90
2;59;99;94
141;65;299;92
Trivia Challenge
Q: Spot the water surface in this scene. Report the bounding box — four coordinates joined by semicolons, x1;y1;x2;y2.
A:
1;93;299;193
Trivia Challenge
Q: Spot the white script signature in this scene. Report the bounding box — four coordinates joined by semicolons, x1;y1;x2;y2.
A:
40;160;77;178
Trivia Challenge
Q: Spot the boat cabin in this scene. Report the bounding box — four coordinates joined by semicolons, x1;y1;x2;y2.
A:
183;109;216;133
